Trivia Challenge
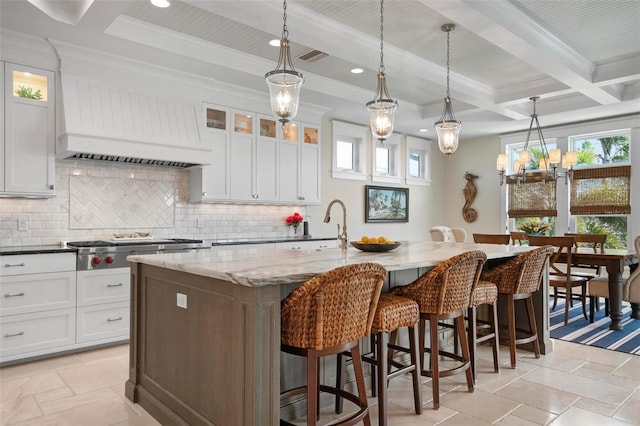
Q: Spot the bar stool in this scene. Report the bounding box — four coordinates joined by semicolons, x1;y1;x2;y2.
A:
336;293;422;425
480;246;554;368
280;262;386;426
391;250;487;409
468;280;500;382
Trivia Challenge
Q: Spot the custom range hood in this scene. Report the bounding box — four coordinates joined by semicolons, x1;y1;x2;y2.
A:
53;41;212;169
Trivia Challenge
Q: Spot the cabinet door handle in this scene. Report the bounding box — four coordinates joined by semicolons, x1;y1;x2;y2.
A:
4;292;25;298
297;196;305;200
4;331;24;338
107;283;123;288
49;185;55;190
107;316;123;322
3;263;26;268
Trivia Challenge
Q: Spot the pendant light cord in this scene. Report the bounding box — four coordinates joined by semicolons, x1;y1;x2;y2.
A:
379;0;385;73
445;28;451;97
282;0;289;39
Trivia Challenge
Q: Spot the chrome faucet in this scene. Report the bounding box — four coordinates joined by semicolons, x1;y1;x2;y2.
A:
324;199;348;250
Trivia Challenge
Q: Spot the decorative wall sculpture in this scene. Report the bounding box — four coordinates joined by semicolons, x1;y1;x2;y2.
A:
462;172;478;223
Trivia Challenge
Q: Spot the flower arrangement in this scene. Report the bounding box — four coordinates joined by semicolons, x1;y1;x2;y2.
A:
286;212;304;233
517;219;551;235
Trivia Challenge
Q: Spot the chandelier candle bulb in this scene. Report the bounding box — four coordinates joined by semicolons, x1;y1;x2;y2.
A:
518;150;530;164
539;157;549;171
565;151;578;168
497;153;508;171
549;148;561;164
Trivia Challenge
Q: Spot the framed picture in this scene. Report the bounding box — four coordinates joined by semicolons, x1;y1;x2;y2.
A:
365;185;409;223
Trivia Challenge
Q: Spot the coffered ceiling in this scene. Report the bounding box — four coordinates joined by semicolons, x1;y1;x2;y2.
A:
2;0;639;140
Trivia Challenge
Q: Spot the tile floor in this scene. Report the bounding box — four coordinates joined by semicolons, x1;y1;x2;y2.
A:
1;340;639;425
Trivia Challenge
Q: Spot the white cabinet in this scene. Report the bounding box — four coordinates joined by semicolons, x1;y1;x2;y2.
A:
190;104;230;201
190;103;320;205
279;122;321;204
229;112;278;202
0;253;76;362
1;62;55;198
275;240;336;251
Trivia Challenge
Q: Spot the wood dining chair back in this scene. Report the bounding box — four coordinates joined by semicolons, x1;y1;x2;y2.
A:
473;233;511;245
280;262;387;426
528;235;591;325
510;231;529;245
564;233;607;276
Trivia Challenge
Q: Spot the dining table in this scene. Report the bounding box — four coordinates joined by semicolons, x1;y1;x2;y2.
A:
561;247;638;330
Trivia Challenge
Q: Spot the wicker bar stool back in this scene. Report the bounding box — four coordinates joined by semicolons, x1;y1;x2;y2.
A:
481;246;555;368
391;250;487;409
280;262;386;426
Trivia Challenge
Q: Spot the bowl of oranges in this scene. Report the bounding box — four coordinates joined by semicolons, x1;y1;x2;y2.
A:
350;236;401;252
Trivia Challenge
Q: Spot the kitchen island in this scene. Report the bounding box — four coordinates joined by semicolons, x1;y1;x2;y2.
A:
125;241;543;426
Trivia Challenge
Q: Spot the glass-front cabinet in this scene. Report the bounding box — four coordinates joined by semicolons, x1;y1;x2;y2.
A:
190;103;321;205
1;62;55;197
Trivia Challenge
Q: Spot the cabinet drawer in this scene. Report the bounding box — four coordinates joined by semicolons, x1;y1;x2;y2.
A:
275;240;337;251
0;308;75;358
1;253;76;276
77;269;130;307
0;271;76;316
76;302;129;343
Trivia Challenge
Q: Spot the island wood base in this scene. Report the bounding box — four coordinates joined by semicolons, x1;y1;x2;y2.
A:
126;262;281;425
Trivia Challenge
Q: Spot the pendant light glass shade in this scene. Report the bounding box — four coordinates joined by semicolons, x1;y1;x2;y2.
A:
434;24;461;155
366;0;397;144
265;1;304;125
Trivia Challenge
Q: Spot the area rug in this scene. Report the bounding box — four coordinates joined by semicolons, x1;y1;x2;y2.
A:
549;299;640;355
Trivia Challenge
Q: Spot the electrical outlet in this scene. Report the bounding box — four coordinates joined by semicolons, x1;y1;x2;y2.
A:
176;293;187;309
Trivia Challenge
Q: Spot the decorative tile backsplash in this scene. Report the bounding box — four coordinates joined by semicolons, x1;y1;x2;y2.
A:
0;160;305;246
70;176;175;229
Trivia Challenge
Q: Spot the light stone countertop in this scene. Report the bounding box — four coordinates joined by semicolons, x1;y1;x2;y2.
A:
127;240;534;287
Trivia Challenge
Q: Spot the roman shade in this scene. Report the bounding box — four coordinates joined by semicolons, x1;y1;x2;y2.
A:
507;177;557;218
570;165;631;215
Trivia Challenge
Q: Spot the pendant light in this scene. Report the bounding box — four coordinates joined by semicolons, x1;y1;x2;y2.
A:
366;0;398;144
434;23;461;155
496;96;577;185
265;0;304;125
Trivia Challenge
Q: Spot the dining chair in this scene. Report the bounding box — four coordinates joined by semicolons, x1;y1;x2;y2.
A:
587;235;640;323
528;235;591;325
480;246;555;367
430;226;467;243
510;231;529;245
564;233;607;278
390;250;486;409
473;233;511;245
280;262;386;426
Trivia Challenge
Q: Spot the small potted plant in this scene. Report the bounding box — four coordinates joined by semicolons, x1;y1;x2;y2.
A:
286;212;304;235
517;219;551;236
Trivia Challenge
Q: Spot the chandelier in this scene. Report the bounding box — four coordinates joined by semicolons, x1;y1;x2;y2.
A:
265;0;304;125
434;23;461;155
366;0;398;144
497;96;577;185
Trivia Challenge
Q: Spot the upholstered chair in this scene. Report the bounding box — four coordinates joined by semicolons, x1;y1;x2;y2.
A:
430;226;467;243
588;235;640;322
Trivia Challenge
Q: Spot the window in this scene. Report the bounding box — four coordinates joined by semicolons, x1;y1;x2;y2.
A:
507;140;558;172
331;120;367;180
372;134;401;183
571;130;630;167
501;116;636;250
337;139;355;170
569;130;631;249
375;147;389;174
405;136;431;186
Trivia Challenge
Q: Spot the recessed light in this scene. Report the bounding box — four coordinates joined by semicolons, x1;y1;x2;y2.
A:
419;128;429;132
269;39;281;47
150;0;170;7
351;68;364;74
